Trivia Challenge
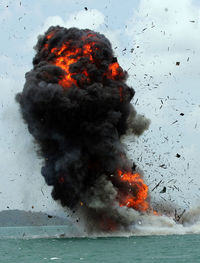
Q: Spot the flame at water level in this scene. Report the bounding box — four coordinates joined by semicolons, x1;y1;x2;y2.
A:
117;170;149;212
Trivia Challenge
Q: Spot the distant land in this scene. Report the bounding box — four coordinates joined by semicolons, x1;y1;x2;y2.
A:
0;210;71;227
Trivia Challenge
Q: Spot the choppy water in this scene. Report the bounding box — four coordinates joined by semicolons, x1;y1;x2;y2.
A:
0;226;200;263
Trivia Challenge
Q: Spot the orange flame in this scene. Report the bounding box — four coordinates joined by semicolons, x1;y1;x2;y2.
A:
43;31;125;99
117;170;149;212
106;62;124;80
46;31;55;40
51;44;82;88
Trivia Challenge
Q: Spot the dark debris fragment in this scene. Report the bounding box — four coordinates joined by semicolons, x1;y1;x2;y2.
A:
174;209;185;222
159;164;167;169
171;120;178;125
151;180;162;192
160;186;166;193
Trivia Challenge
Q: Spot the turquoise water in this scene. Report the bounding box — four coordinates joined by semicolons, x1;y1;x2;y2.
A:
0;226;200;263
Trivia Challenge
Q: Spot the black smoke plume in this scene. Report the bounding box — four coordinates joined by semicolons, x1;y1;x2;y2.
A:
16;26;150;232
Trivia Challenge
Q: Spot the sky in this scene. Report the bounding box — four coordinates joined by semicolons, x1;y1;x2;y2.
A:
0;0;200;215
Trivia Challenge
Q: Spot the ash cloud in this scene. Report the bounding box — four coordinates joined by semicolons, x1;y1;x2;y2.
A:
16;26;150;232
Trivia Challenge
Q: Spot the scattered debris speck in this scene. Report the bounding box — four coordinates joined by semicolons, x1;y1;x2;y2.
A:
160;186;166;193
159;164;167;169
151;180;162;192
171;120;178;125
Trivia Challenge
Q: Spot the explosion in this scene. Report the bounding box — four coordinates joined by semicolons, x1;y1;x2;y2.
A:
117;170;149;212
16;26;150;232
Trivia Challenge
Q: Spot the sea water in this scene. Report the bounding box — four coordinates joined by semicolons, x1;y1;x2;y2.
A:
0;226;200;263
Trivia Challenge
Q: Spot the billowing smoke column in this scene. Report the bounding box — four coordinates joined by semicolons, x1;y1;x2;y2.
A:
16;26;150;232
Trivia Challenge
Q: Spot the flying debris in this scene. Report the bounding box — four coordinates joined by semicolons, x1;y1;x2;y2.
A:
174;209;186;222
160;187;166;193
171;120;178;125
132;162;137;172
159;164;167;169
16;26;150;232
151;180;162;192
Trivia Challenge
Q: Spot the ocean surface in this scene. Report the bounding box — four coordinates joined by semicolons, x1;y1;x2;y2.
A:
0;226;200;263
